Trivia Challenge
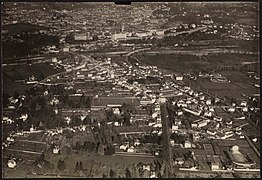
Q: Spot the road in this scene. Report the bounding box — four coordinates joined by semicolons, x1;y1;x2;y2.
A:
167;26;207;37
160;104;174;177
4;148;42;155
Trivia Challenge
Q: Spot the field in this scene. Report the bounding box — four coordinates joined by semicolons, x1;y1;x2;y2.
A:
184;71;259;99
3;63;63;95
3;154;159;178
135;53;259;74
3;22;49;34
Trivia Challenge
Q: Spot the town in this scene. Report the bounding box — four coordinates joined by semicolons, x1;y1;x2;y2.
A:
2;2;260;178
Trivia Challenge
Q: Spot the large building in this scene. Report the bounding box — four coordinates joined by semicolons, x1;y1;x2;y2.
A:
111;33;127;40
74;32;91;41
91;96;140;110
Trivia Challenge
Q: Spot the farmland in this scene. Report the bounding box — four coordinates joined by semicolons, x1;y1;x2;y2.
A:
3;154;159;178
3;62;63;95
184;71;259;99
135;53;259;99
134;53;259;74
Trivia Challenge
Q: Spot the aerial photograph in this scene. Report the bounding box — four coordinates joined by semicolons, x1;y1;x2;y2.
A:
1;2;260;178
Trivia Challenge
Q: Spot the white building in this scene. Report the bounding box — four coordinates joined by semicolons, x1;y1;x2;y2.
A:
127;146;135;153
184;141;192;148
53;146;60;154
211;162;220;171
7;159;17;168
74;33;88;41
111;33;127;40
171;124;179;131
206;99;212;105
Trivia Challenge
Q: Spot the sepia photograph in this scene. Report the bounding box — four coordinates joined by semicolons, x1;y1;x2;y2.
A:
1;1;260;178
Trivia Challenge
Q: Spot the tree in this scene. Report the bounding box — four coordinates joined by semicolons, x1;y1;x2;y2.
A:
109;169;115;178
79;161;83;171
123;111;131;126
75;162;80;171
80;94;85;107
75;141;82;151
39;152;45;162
125;167;132;178
14;90;20;99
57;160;66;171
39;72;45;80
83;116;91;125
105;144;115;155
3;92;10;108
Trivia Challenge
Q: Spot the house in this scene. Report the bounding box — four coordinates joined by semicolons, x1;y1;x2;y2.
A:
207;129;216;136
175;120;182;126
177;111;183;116
153;123;162;128
204;111;212;117
127;146;135;153
143;164;151;171
114;122;120;126
7;159;17;168
242;107;248;112
158;96;167;103
134;139;141;146
152;112;158;119
199;96;205;100
228;107;235;113
240;101;247;106
174;73;183;81
112;108;120;115
63;47;70;52
213;116;222;122
20;113;28;121
206;99;212;105
53;146;60;154
7;136;14;142
120;144;128;151
197;119;208;128
171;124;179;131
50;97;59;105
177;100;187;107
184;141;191;148
30;125;36;132
150;171;157;178
211;162;220;171
174;157;185;166
2;116;14;124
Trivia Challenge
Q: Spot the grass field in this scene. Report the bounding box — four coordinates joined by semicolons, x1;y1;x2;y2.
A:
184;71;259;99
3;63;63;95
135;53;259;74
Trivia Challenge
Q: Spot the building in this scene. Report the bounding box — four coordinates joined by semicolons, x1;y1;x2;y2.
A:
7;159;17;168
227;145;255;168
63;47;70;52
184;141;192;148
211;162;220;171
174;73;183;81
91;96;140;110
74;33;88;41
111;33;127;40
136;31;152;38
192;119;208;128
171;124;179;131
